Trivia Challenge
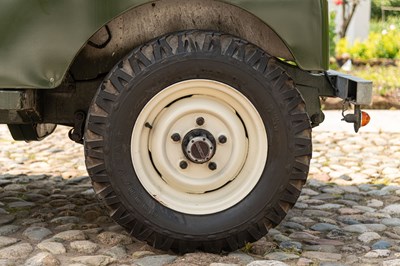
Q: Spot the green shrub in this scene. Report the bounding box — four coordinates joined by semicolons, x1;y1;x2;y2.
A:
377;30;400;58
336;25;400;59
349;40;368;59
329;11;337;57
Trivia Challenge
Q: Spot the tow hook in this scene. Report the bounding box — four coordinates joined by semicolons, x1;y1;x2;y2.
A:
342;104;371;133
68;111;86;144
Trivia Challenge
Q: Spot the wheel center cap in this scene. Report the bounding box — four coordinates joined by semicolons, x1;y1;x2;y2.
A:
182;129;216;164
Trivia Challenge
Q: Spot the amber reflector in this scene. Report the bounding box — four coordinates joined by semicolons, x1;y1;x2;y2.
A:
361;111;371;127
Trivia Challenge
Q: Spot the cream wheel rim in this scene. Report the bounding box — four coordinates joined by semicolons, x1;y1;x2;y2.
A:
131;79;267;215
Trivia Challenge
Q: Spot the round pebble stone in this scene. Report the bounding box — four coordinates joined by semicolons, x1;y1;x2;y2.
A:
382;218;400;227
383;204;400;215
0;243;33;259
367;199;384;208
105;245;128;259
247;261;290;266
24;252;60;266
371;240;392;250
326;229;353;241
364;249;391;258
97;232;132;246
70;240;99;253
281;222;305;231
52;230;86;241
0;237;19;249
357;232;381;244
273;234;291;243
22;227;52;241
289;232;319;241
0;215;15;226
311;223;339;232
0;225;20;236
302;251;342;262
132;255;177;266
279;241;302;252
70;255;116;265
37;241;66;255
264;252;299;261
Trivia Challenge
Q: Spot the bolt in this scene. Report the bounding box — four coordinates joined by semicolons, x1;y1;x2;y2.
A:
171;133;181;142
208;162;217;171
218;135;227;144
196;117;205;126
180;161;188;170
75;111;85;121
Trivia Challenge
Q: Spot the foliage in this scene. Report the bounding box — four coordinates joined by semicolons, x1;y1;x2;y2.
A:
371;0;400;19
370;16;400;32
350;65;400;96
329;12;337;57
336;24;400;60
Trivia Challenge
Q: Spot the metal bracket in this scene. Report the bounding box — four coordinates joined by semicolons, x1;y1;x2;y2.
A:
326;70;373;106
341;104;363;133
68;111;86;144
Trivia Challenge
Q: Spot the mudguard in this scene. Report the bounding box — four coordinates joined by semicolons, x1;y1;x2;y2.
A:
0;0;328;88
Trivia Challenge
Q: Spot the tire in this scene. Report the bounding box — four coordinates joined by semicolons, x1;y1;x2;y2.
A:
84;30;312;253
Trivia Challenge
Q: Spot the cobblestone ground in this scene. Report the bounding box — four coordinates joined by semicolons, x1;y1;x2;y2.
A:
0;124;400;266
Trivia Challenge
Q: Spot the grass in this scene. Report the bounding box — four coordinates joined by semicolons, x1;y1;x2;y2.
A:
349;65;400;96
370;17;400;34
241;242;253;253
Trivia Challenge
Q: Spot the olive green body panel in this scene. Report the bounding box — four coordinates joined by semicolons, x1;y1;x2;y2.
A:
0;0;329;89
230;0;329;71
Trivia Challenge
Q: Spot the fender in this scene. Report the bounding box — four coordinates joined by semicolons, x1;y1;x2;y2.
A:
0;0;328;89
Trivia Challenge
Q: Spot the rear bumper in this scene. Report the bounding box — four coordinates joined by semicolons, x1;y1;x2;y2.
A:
327;70;373;106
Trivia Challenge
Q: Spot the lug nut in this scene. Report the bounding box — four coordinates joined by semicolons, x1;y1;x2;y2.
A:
218;135;227;144
196;117;205;126
208;162;217;171
180;161;188;169
171;133;181;142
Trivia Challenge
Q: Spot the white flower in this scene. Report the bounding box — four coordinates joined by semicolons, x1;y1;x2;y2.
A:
382;29;388;35
390;24;396;31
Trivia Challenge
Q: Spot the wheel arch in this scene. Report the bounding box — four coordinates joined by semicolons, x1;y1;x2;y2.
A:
69;0;295;80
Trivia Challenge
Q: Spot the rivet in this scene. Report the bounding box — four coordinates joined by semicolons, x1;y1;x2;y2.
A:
180;161;188;169
171;133;181;142
196;117;205;126
208;162;217;171
218;135;227;144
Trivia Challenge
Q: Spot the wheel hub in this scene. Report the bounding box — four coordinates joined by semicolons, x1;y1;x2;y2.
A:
182;129;216;164
131;79;268;214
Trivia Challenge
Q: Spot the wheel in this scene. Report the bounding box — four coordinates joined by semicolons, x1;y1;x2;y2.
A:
84;30;312;253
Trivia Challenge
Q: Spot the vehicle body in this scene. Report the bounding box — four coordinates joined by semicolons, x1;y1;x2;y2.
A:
0;0;372;252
